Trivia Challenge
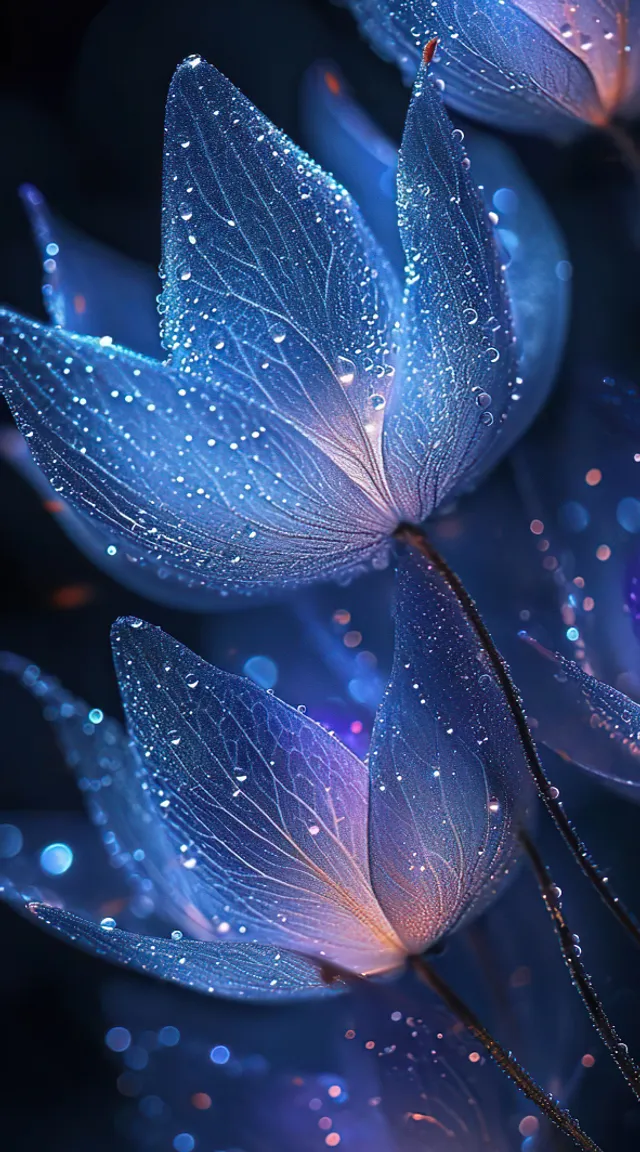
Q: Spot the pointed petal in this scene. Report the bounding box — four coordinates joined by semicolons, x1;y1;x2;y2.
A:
300;62;405;276
111;617;404;975
0;654;214;934
300;62;568;473
161;55;401;514
367;548;532;954
19;184;162;358
458;127;569;472
344;0;608;135
518;635;640;800
26;904;341;999
385;66;519;521
0;310;392;597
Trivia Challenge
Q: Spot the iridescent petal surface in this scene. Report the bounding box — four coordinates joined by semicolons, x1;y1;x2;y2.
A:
111;617;404;975
367;548;531;954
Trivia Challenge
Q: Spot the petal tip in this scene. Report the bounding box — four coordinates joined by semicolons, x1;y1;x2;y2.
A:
422;37;438;67
111;615;152;641
171;53;211;89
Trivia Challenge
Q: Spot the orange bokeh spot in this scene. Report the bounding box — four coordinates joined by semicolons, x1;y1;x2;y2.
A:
596;545;611;562
325;1135;341;1147
328;1086;341;1099
530;519;544;535
324;71;341;96
585;468;602;486
333;609;351;626
43;499;65;514
468;1051;481;1063
191;1093;212;1110
344;630;362;648
74;294;87;314
50;583;95;610
582;1053;596;1068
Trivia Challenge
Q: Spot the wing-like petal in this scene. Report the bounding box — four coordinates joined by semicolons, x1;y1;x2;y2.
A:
111;617;404;975
367;548;531;954
20;184;162;358
384;64;519;521
161;55;401;515
300;62;405;276
518;635;640;800
0;310;393;597
343;0;612;135
0;653;216;935
515;0;640;121
300;62;568;478
26;905;341;1000
458;129;569;473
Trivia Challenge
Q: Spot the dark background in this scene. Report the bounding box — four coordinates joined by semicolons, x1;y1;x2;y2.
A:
2;1;640;1148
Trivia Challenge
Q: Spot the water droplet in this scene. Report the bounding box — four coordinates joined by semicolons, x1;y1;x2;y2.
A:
100;917;117;932
476;391;492;409
370;394;386;411
171;930;184;942
179;203;193;222
336;356;356;386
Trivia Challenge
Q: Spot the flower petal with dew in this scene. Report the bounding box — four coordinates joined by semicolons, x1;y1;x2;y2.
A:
301;59;569;489
2;549;530;999
518;635;640;803
28;908;341;1000
0;53;562;604
342;0;640;137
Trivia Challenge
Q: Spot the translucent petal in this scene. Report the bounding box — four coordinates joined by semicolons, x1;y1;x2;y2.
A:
300;62;568;476
0;310;393;597
19;183;162;358
26;904;342;1000
161;55;401;515
518;635;640;800
367;548;532;954
384;65;519;522
458;130;569;473
111;617;405;975
515;0;640;121
343;0;612;135
300;62;405;276
0;653;214;935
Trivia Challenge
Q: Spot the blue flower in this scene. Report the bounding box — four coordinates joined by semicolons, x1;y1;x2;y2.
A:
343;0;640;138
1;549;531;999
0;53;565;606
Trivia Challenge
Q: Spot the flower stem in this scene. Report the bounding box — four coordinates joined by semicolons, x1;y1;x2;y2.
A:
519;827;640;1103
409;954;602;1151
394;522;640;951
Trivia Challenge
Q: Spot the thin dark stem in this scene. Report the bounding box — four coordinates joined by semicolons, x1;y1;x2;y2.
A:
519;828;640;1103
395;523;640;950
410;954;602;1151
